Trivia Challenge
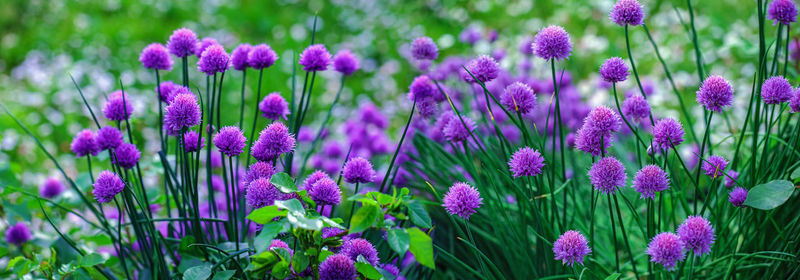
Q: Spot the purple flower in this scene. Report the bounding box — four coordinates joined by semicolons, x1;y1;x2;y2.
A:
40;177;64;199
729;187;748;207
553;230;591;266
442;182;483;219
417;99;438;118
93;170;124;203
588;157;626;194
533;25;572;61
195;38;219;58
251;122;295;162
197;44;230;75
103;90;134;121
299;44;332;71
459;27;482;45
156;81;179;103
341;238;379;265
343;157;375;184
183;131;205;152
696;75;734;112
768;0;798;25
600;57;629;83
609;0;645;26
245;177;280;208
409;75;436;101
519;37;535;56
508;147;545;177
5;222;32;246
725;170;739;188
245;162;275;186
652;117;685;151
587;105;622;134
382;263;400;277
790;88;800;112
303;170;329;191
259;92;290;120
702;155;728;178
762;76;794;104
443;116;476;143
501;82;536;114
319;254;356;280
164;93;201;134
333;50;360;75
167;28;198;58
71;129;99;157
463;55;499;83
112;143;141;169
214;126;246;157
309;176;342;206
231;43;252;71
632;165;669;200
268;239;292;254
677;216;715;256
574;126;613;157
323;141;344;158
622;95;650;123
140;43;173;70
647;232;685;271
411;37;439;60
248;44;279;70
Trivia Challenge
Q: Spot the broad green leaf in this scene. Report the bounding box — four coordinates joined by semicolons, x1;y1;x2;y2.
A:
272;247;293;262
349;202;380;233
211;270;235;280
319;250;334;262
407;228;435;269
406;200;432;228
177;256;204;273
791;168;800;181
270;261;291;279
270;173;298;193
255;221;288;252
183;264;212;280
372;192;394;205
274;199;305;214
744;180;795;210
79;253;105;267
291;250;310;273
321;216;346;229
355;262;383;279
287;212;323;230
246;205;287;224
386;228;410;255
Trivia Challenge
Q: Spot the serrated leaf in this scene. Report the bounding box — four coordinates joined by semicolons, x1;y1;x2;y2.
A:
270;173;298;193
407;228;435;269
183;264;212;280
349;203;380;233
355;262;383;279
744;180;795;210
387;228;410;255
211;270;235;280
274;199;305;214
406;200;432;228
246;205;287;224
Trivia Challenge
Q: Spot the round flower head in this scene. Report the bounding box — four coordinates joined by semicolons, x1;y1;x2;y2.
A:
247;44;278;70
696;75;734;112
343;157;376;184
40;177;64;199
677;216;715;256
652;117;685;151
333;49;359;75
112;143;141;169
417;99;438;118
299;44;332;71
411;36;439;60
164;93;201;134
195;37;219;58
409;75;436;100
508;147;545;177
702;155;728;178
443;116;476;143
71;129;99;157
303;170;330;191
459;27;482;45
762;76;793;104
230;43;252;71
574;126;613;157
5;222;32;246
768;0;798;25
214;126;246;157
552;230;591;266
790;88;800;112
586;105;622;134
729;187;748;207
442;182;483;219
588;157;626;194
501;82;536;114
245;161;275;186
341;238;379;265
268;239;291;254
309;177;342;205
724;170;739;188
156;81;179;103
599;57;629;83
197;44;230;75
245;177;280;208
103;90;134;121
647;232;685;271
93;170;124;203
533;25;572;61
258;92;290;120
140;43;173;70
622;94;651;123
519;37;535;56
319;254;356;280
183;131;205;152
167;28;198;58
463;55;499;83
632;165;670;200
609;0;645;26
251;122;295;162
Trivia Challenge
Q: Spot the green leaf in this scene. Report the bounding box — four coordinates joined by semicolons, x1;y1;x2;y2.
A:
287;212;323;230
355;262;383;279
183;264;212;280
0;246;7;258
349;202;380;233
177;256;204;273
211;270;235;280
246;205;287;224
270;173;298;193
321;216;346;229
270;261;291;279
604;273;621;280
274;199;305;214
407;228;435;269
0;166;20;188
791;167;800;181
291;250;310;273
255;221;288;252
386;228;410;255
79;253;105;267
406;200;432;228
744;180;795;210
179;236;202;257
372;192;394;205
319;250;334;262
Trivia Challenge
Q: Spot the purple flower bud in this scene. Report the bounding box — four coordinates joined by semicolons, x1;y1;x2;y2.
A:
299;44;332;71
574;126;613;157
167;28;198;58
231;43;252;71
197;44;230;75
411;37;439;60
534;25;572;61
112;143;141;169
519;37;535;56
599;57;629;83
609;0;645;26
71;129;99;157
103;90;134;121
729;187;747;207
696;75;734;112
459;27;481;45
213;126;246;157
632;165;670;200
251;122;295;162
725;170;739;188
248;44;278;70
183;131;205;152
5;222;32;246
587;105;622;134
761;76;794;104
333;49;360;75
96;126;123;151
768;0;798;25
702;155;728;178
140;43;173;70
553;230;591;266
309;176;342;205
93;170;124;203
164;93;201;134
40;177;64;199
258;92;290;120
443;182;483;219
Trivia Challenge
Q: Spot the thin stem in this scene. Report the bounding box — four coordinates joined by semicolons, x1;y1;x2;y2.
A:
347;182;360;227
608;193;619;272
245;68;265;169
